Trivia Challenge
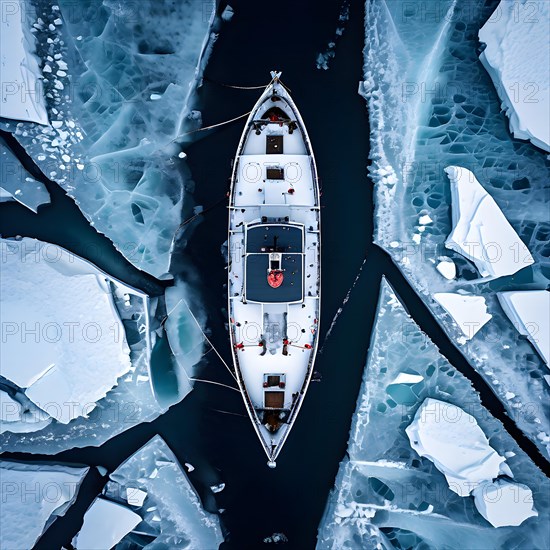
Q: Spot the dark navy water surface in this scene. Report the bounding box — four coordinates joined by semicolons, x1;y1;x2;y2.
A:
1;1;547;549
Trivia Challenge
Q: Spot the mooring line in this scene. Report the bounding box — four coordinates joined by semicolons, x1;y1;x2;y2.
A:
166;298;238;383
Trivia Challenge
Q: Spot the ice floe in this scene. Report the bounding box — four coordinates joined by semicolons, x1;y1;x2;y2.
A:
359;0;549;458
473;478;538;528
498;290;550;366
317;280;549;549
479;1;550;152
77;435;223;548
445;166;534;280
1;237;131;423
73;497;142;550
433;292;492;340
0;137;50;212
1;0;217;278
0;460;88;550
406;398;509;496
0;0;49;124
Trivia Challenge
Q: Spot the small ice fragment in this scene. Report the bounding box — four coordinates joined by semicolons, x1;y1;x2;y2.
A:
390;372;424;385
125;487;147;507
436;258;456;280
221;5;234;21
150;93;162;100
185;463;195;472
178;151;187;159
419;214;432;225
211;483;225;493
473;479;538;527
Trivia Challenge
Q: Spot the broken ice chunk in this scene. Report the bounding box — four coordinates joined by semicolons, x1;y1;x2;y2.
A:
498;290;549;366
390;372;424;385
0;0;49;124
73;497;141;550
221;5;234;21
125;487;147;507
0;238;131;423
435;257;456;280
405;398;508;496
211;483;225;494
444;166;534;279
101;435;223;548
473;479;538;527
479;1;550;152
0;460;88;550
433;292;492;340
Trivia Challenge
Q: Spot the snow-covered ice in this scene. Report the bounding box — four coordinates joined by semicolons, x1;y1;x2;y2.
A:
73;497;141;550
1;237;131;423
91;435;223;548
498;290;550;366
433;292;492;340
359;0;550;458
0;460;88;550
479;1;550;152
406;398;509;497
0;0;49;124
445;166;534;279
317;280;550;549
1;0;217;278
473;478;538;528
0;137;50;212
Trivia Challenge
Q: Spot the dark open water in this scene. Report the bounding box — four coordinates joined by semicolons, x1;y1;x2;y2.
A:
1;1;548;549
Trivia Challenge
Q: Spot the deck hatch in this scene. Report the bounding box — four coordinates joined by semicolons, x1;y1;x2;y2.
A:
266;135;284;154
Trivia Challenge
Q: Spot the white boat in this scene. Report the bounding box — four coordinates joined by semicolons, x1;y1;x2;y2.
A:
227;71;321;467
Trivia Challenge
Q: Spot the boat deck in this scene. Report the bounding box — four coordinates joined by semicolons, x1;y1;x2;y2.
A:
228;75;320;463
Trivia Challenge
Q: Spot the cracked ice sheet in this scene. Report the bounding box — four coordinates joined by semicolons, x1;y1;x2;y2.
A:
0;460;89;550
0;237;167;453
0;237;132;423
0;0;49;124
360;0;550;459
0;137;50;212
317;280;550;550
82;435;223;549
0;0;216;278
479;1;550;152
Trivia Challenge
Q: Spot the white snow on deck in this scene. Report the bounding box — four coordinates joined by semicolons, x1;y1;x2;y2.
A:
444;166;534;279
479;1;550;151
498;290;550;366
0;0;49;124
433;292;492;340
73;497;141;550
406;398;509;497
473;478;538;527
0;238;131;423
0;460;88;550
